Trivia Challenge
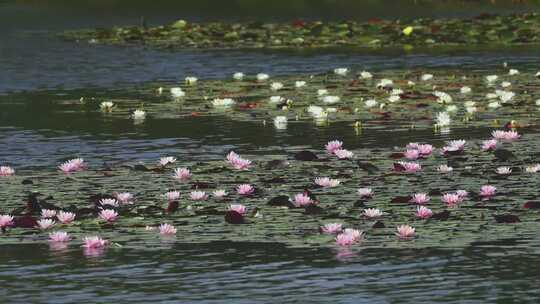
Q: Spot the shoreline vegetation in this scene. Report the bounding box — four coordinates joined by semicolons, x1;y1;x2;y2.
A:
60;13;540;51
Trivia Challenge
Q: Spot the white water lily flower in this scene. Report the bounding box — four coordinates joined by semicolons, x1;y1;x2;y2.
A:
317;89;328;96
233;72;244;80
322;95;340;104
364;208;384;218
295;81;306;88
307;105;328;119
170;87;185;98
466;106;477;114
212;98;236;107
500;81;511;88
185;76;198;85
364;99;378;108
421;74;433;81
446;105;458;112
496;90;515;103
536;99;540;106
334;68;348;76
388;95;400;103
391;89;403;96
486;75;498;83
488;101;502;109
359;71;373;79
508;69;519;76
460;86;471;94
525;164;540;173
326;108;337;113
464;101;476;107
435;112;451;127
132;110;146;120
376;79;393;89
257;73;269;81
270;82;283;91
486;93;498;99
434;91;452;104
99;101;114;112
407;80;416;86
273;116;288;129
269;96;284;103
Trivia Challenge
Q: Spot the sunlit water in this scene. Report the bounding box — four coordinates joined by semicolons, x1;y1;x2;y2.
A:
2;1;540;302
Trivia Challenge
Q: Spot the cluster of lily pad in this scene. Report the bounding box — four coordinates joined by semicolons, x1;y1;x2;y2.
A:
60;66;540;135
1;123;540;255
61;13;540;50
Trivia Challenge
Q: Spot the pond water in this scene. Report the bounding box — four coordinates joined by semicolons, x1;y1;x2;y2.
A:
2;1;540;303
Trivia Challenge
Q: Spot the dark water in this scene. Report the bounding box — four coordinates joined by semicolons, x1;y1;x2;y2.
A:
1;242;539;303
2;1;540;303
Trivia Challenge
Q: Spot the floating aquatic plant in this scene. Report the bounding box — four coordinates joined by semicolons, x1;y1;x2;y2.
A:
60;13;540;51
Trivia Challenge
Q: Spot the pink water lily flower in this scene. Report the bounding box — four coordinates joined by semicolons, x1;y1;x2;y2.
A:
396;225;416;239
99;209;118;222
58;161;78;173
325;140;343;154
58;158;86;173
442;193;462;207
99;198;119;207
236;184;255;196
321;223;343;234
334;149;354;159
482;139;498;151
441;140;466;154
41;209;57;218
115;192;134;205
228;204;247;215
491;130;507;140
357;188;374;199
173;168;192;181
37;219;55;230
397;161;422;173
404;149;420;160
57;211;76;224
159;156;176;166
416;206;433;219
417;144;434;156
456;190;469;198
314;177;340;188
0;214;14;228
83;236;108;249
0;166;15;177
226;151;252;170
164;191;180;202
480;185;497;199
213;189;228;198
159;223;177;235
293;193;314;207
190;191;208;201
406;142;420;149
335;229;364;246
492;130;520;141
410;193;430;205
49;231;70;242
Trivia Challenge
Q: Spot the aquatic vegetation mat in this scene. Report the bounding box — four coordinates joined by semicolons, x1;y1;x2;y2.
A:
14;67;540;133
2;129;540;254
60;13;540;50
